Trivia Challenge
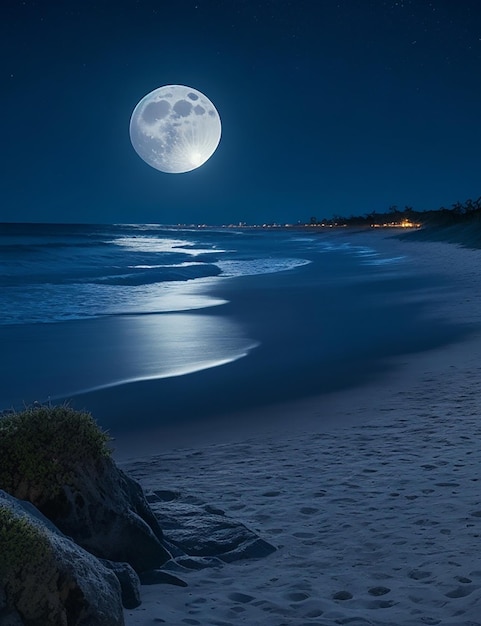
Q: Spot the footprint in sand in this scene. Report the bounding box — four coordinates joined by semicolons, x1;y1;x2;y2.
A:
369;599;396;608
455;575;472;583
300;506;319;515
228;592;255;603
332;590;353;600
408;570;431;580
368;586;391;596
303;608;324;619
435;482;460;487
445;586;476;598
285;591;310;602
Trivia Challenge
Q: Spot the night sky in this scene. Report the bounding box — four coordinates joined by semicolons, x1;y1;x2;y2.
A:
2;0;481;225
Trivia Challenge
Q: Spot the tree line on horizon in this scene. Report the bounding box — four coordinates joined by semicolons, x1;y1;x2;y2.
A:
309;196;481;228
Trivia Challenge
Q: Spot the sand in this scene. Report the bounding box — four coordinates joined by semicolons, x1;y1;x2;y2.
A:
117;233;481;625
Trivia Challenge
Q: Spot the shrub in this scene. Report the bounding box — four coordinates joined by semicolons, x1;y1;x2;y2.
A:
0;504;69;623
0;505;52;581
0;404;111;502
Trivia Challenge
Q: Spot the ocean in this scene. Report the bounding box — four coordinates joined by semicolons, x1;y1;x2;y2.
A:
0;223;468;435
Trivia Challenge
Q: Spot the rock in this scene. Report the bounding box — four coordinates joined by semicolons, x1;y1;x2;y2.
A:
100;560;141;610
0;491;124;626
0;607;24;626
43;457;171;573
0;585;24;626
0;406;170;573
147;490;276;563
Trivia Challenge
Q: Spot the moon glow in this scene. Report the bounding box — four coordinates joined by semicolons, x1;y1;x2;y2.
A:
129;85;222;174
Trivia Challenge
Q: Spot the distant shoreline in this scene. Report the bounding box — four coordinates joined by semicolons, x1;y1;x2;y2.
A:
2;218;479;248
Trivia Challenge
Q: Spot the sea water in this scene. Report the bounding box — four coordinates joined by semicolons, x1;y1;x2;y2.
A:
0;223;467;427
0;223;310;408
0;223;310;324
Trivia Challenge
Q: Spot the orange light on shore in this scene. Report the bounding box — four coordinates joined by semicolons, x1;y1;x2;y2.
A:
371;221;421;229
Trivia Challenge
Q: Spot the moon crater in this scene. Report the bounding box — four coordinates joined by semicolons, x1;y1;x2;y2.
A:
173;99;193;117
143;100;171;123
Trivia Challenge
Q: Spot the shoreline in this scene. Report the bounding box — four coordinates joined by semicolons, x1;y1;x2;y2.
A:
109;230;480;456
1;228;476;416
118;234;481;625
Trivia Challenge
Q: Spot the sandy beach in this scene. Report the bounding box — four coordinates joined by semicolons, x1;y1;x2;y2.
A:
4;0;481;621
111;233;481;625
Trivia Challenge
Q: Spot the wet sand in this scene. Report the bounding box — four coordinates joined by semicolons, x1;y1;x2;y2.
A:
70;230;474;447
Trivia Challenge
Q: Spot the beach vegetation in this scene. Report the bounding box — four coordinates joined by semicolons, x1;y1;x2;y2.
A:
0;505;52;581
0;404;112;503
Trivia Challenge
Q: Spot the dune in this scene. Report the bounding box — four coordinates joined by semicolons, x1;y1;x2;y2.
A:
400;220;481;249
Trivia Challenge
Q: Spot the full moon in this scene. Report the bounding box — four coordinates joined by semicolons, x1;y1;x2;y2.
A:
129;85;222;174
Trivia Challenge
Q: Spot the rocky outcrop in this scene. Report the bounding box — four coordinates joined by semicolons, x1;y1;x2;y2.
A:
146;489;276;566
100;560;141;610
39;456;171;573
0;406;170;574
0;405;276;622
0;491;124;626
